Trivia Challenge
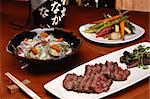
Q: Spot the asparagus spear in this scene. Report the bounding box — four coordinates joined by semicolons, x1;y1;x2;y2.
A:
89;14;112;29
85;16;128;33
89;22;105;29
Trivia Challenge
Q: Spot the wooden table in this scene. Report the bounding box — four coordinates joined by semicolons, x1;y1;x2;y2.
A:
0;1;149;99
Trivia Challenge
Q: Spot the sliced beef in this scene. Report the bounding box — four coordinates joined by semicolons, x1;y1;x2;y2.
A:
63;61;130;93
72;76;83;91
83;76;94;93
63;74;78;90
90;73;112;93
84;65;93;76
78;76;89;92
83;64;100;93
96;63;102;73
110;62;130;81
84;64;98;76
105;61;114;76
99;63;107;74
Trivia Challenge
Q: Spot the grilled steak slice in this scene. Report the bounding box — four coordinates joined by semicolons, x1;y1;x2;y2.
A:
112;62;130;81
83;66;98;93
85;64;100;76
84;64;94;76
83;76;94;93
78;76;89;92
72;75;83;91
105;61;114;76
75;64;93;92
90;73;112;93
63;74;78;90
83;64;100;93
99;63;107;74
95;63;102;73
109;62;130;81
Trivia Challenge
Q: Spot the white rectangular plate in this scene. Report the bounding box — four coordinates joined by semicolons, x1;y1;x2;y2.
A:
44;42;150;99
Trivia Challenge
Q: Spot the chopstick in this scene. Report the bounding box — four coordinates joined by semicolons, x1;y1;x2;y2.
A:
5;72;41;99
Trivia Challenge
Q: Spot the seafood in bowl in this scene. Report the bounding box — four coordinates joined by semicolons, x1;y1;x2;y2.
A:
17;32;72;60
6;28;82;64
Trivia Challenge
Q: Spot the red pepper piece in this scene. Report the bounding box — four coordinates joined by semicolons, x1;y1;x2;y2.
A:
96;27;113;38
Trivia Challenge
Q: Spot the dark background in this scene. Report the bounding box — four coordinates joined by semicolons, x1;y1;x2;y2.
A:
0;0;116;8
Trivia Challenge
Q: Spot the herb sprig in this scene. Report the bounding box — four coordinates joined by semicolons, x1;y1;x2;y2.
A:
129;45;150;69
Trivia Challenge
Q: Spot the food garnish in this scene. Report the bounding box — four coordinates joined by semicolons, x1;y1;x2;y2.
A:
120;45;150;69
50;45;61;52
30;47;39;55
57;37;64;42
39;32;49;38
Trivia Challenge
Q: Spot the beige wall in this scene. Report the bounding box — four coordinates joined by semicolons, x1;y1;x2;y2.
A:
116;0;150;12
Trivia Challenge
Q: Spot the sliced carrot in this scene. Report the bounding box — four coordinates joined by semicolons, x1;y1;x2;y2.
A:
30;47;38;55
50;45;61;52
39;32;48;38
57;37;64;42
90;15;121;24
120;20;125;40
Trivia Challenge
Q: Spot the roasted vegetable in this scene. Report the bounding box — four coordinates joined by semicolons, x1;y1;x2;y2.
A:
120;20;125;40
115;25;119;33
120;45;150;69
96;27;113;38
89;22;105;30
84;11;136;40
85;16;128;33
110;32;121;40
90;15;122;24
125;21;135;34
124;27;132;34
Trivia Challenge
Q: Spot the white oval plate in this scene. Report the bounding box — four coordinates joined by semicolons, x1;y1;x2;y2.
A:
79;23;145;44
44;42;150;99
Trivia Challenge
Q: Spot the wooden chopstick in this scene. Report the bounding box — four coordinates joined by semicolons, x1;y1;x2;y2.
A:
5;72;41;99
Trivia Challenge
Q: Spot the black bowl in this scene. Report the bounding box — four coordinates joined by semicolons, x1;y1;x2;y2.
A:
6;28;82;65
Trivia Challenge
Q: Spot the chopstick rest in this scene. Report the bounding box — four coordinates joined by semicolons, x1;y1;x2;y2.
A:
5;72;41;99
7;79;31;94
